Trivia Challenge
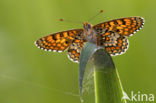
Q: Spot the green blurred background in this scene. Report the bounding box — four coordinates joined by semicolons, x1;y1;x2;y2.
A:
0;0;156;103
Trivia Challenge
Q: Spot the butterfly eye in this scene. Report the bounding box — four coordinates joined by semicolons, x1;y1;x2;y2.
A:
83;25;86;29
88;24;91;29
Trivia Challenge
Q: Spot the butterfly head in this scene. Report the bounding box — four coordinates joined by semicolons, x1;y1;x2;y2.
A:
83;22;96;43
83;22;93;31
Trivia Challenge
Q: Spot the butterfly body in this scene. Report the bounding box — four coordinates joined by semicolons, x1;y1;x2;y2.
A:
83;22;98;44
35;17;145;63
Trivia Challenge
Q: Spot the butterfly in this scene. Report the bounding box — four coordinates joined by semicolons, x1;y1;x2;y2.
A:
35;17;145;63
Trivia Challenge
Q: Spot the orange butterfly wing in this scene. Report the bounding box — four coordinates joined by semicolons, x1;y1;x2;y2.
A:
35;29;83;52
100;31;129;56
93;17;144;56
67;35;87;63
93;17;144;36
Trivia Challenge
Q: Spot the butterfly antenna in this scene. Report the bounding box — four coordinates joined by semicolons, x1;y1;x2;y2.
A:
88;10;104;22
58;18;82;24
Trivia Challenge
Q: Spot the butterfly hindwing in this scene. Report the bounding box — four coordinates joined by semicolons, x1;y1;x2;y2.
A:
67;35;86;63
95;29;129;56
67;30;129;62
93;17;144;37
35;29;83;52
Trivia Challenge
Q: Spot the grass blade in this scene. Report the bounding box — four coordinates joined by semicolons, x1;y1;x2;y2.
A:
79;42;126;103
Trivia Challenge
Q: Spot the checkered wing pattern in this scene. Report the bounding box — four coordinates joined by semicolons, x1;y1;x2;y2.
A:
96;30;129;55
35;29;83;52
67;35;86;63
94;17;144;37
93;17;144;56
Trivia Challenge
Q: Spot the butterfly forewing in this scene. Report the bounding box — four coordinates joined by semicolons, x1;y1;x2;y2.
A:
93;17;144;36
35;29;83;52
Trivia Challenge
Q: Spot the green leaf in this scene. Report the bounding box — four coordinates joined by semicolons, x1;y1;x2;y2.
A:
79;42;126;103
